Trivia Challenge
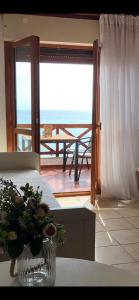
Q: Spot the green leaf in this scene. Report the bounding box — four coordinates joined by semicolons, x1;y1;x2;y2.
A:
19;230;33;245
7;240;24;259
29;237;43;256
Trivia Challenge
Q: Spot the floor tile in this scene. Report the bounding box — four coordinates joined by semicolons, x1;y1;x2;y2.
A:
117;200;136;208
126;216;139;228
78;196;91;205
123;243;139;261
102;218;134;231
117;208;139;217
96;209;122;220
96;199;135;209
41;167;91;193
112;262;139;275
110;229;139;244
95;245;134;265
95;199;115;208
95;232;118;247
95;220;106;232
131;201;139;208
56;196;139;266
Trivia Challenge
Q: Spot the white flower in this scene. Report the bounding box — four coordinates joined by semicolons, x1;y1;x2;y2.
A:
8;231;17;240
43;223;57;237
0;210;7;224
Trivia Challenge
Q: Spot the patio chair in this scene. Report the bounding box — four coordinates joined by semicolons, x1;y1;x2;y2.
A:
67;137;92;179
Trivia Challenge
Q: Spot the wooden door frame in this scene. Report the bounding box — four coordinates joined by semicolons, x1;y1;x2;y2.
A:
5;39;101;198
5;41;16;152
91;39;101;205
5;35;40;153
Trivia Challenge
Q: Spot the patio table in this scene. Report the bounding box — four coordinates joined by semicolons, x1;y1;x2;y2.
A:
41;134;79;181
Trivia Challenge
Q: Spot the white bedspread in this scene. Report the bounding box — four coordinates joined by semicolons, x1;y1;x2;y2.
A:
0;170;60;209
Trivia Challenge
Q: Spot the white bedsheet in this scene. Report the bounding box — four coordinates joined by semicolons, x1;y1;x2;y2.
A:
0;170;60;209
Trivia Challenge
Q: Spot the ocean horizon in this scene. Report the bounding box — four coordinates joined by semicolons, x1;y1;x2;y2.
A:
17;109;92;124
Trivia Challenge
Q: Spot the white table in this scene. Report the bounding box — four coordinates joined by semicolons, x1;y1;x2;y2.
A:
0;257;139;286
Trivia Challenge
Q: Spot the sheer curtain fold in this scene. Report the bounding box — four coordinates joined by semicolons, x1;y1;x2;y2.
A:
100;14;139;200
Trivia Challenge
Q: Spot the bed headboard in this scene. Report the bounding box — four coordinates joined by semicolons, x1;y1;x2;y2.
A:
0;152;40;171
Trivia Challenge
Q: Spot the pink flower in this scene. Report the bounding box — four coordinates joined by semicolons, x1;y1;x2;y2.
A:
43;223;57;237
35;204;49;219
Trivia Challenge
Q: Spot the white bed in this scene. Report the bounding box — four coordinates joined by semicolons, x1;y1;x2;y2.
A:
0;152;96;261
0;169;59;209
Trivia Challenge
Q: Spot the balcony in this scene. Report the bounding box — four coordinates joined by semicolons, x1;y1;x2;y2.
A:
17;123;92;195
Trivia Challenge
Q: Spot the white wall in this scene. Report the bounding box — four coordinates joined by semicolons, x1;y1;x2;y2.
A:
1;14;99;151
3;14;99;43
0;15;7;151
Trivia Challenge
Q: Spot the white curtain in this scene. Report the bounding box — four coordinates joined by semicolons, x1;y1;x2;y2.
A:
0;14;7;151
100;14;139;200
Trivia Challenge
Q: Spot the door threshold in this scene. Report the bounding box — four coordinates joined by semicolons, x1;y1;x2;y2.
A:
53;191;91;198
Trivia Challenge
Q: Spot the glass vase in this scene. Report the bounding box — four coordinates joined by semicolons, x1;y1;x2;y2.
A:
17;238;56;287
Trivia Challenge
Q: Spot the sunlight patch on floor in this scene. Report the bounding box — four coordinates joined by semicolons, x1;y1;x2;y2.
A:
55;195;94;209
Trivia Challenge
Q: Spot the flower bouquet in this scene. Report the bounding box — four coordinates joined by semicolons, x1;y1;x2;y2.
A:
0;178;65;285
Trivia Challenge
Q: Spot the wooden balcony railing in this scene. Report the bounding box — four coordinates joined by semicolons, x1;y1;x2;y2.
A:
16;123;92;156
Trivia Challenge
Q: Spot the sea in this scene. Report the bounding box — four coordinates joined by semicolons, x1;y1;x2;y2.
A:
17;109;92;125
17;110;92;154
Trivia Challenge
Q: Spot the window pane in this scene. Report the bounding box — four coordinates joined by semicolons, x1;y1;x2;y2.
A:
40;63;93;124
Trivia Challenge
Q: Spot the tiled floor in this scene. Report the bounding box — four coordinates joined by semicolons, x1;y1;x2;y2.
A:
40;166;91;193
56;195;139;276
